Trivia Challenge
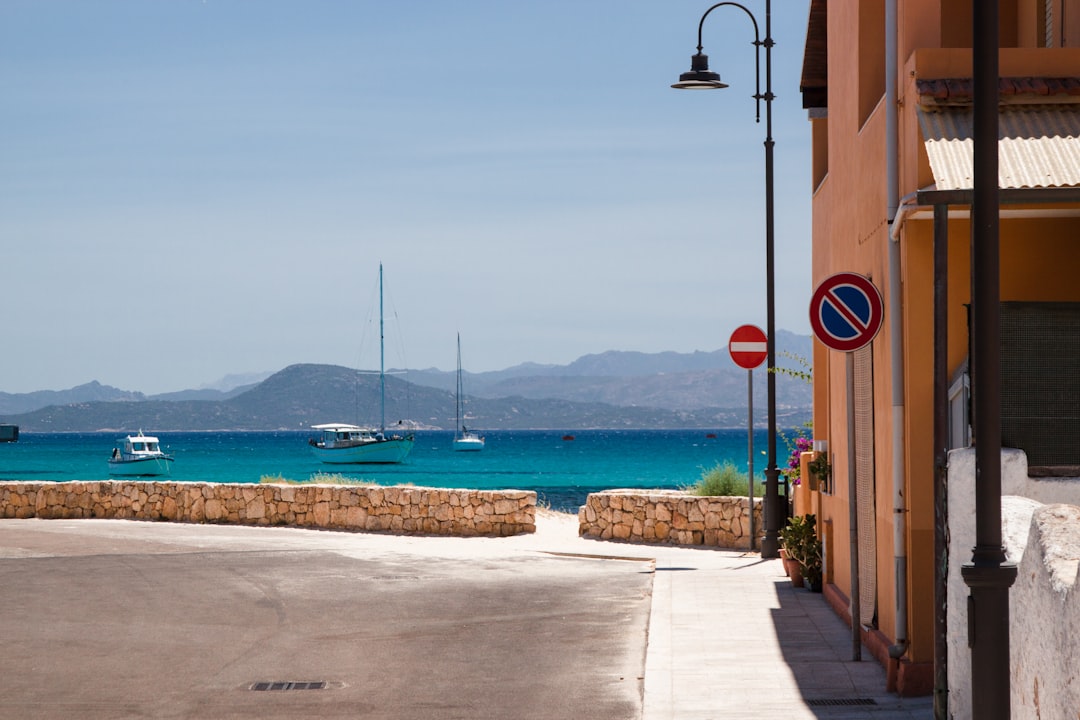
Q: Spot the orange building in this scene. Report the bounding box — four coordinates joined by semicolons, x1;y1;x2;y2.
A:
799;0;1080;699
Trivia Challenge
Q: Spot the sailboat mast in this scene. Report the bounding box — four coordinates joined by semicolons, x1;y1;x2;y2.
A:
456;333;462;437
379;263;386;433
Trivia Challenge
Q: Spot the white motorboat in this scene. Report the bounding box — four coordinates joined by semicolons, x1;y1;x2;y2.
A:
453;333;484;452
310;264;415;464
108;431;174;476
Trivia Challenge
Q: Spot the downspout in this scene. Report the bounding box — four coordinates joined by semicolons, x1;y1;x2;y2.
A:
885;0;909;661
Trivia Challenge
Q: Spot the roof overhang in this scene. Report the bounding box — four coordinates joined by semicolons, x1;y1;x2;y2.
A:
917;104;1080;196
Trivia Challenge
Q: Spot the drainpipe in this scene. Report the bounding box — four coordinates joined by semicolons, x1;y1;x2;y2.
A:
885;0;909;661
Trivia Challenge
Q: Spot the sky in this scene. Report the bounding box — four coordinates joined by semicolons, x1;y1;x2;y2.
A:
1;0;813;395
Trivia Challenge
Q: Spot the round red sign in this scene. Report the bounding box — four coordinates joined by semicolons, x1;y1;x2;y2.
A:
728;324;768;370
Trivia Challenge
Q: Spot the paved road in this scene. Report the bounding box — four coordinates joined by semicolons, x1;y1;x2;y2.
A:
0;515;935;720
0;519;652;720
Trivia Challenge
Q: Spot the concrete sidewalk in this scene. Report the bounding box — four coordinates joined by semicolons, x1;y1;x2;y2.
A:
523;512;934;719
0;512;932;719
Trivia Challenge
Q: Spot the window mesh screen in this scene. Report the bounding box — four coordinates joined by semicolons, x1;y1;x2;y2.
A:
855;346;877;627
1000;302;1080;467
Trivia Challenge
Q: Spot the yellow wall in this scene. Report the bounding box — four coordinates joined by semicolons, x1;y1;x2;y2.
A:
813;0;901;660
809;0;1080;682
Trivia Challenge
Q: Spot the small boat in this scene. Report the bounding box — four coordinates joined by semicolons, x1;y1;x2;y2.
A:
453;333;484;452
310;264;415;464
562;434;575;441
108;431;174;476
309;423;414;464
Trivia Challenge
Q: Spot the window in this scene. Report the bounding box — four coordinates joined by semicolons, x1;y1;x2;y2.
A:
858;0;885;127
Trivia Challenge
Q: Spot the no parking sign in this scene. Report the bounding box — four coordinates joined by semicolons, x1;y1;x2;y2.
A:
809;272;884;352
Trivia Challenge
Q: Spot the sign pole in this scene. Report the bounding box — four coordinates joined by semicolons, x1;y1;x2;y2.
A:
747;368;755;552
847;352;861;661
808;271;884;662
728;324;768;554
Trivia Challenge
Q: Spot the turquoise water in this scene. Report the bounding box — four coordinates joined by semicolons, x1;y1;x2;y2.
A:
0;429;777;512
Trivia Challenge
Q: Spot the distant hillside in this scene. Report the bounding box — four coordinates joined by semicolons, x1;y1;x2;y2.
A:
1;365;810;432
0;381;144;415
0;337;814;431
407;331;813;411
149;384;259;403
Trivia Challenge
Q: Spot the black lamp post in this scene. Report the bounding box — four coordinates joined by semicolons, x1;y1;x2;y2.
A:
673;1;781;558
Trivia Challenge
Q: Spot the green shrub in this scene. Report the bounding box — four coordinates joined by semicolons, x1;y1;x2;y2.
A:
686;462;763;497
259;473;375;486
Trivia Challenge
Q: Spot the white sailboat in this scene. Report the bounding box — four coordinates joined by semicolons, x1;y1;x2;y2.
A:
310;264;415;464
452;333;484;452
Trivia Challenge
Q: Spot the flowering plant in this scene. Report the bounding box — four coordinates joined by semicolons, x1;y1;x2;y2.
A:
783;436;813;486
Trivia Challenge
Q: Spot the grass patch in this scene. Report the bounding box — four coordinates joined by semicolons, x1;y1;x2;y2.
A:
259;473;377;486
684;462;764;497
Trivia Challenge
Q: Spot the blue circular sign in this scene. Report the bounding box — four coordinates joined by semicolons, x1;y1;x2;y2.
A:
809;272;884;352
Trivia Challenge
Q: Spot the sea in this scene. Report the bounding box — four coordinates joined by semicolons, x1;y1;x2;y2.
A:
0;428;776;513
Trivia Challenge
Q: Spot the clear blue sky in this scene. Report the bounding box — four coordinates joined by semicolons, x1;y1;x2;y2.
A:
1;0;812;395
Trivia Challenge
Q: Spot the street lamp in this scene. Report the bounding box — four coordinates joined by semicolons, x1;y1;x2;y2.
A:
673;1;782;558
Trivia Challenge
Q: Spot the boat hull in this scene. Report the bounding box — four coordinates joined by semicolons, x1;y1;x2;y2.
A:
311;436;415;464
452;436;485;452
108;456;173;477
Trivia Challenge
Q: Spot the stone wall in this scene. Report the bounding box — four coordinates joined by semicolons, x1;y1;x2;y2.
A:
947;448;1080;719
0;481;536;537
578;489;762;548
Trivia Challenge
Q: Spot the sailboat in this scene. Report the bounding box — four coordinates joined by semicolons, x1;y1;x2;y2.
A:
452;333;485;452
309;264;415;464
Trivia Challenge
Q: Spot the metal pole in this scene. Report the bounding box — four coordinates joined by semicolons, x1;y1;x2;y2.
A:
847;352;861;661
673;1;778;557
932;204;950;718
748;368;755;551
379;262;386;433
961;3;1017;718
760;0;781;559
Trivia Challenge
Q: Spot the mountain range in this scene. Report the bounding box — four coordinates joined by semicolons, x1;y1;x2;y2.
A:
0;333;813;432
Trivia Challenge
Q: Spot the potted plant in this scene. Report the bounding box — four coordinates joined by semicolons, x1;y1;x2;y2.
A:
807;452;831;493
778;514;823;592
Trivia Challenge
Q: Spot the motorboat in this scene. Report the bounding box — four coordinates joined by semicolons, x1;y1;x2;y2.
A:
108;431;174;476
452;333;484;452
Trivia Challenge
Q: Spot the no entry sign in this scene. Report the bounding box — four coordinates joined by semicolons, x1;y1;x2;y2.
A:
809;272;884;352
728;324;768;369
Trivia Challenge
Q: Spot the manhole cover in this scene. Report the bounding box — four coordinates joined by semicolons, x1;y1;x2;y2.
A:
250;681;327;691
806;698;878;707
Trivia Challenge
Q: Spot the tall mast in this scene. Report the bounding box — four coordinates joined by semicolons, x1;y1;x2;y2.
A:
456;333;463;437
379;263;385;433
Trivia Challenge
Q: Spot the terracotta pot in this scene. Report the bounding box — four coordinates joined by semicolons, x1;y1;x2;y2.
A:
783;557;804;587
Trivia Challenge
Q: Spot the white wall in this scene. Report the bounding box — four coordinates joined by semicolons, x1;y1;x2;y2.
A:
947;448;1080;719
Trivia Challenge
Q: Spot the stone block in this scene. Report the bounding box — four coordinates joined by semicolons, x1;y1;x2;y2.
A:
247;497;266;520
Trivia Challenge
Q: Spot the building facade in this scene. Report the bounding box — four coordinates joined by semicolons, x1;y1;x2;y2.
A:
800;0;1080;700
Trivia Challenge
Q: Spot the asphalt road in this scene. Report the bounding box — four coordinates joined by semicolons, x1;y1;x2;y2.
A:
0;520;653;720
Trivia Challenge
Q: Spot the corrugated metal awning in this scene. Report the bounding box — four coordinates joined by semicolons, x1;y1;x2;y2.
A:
918;105;1080;191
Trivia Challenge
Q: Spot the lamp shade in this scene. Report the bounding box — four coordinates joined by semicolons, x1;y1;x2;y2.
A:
671;53;727;89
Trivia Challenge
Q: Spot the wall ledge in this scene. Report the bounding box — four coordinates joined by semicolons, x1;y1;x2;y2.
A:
578;490;762;548
0;481;536;537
